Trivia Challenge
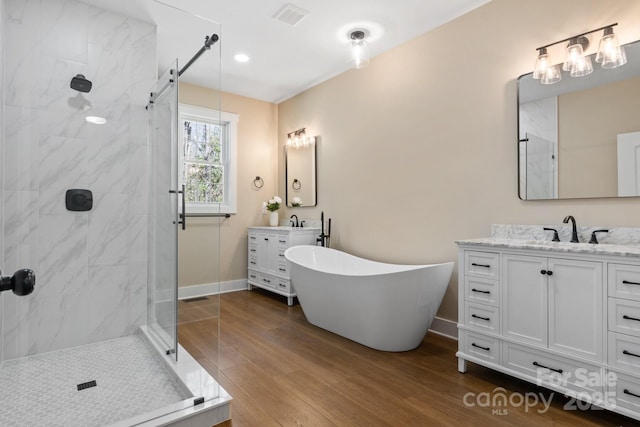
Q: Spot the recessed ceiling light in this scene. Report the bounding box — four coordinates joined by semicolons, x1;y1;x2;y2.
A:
234;53;250;63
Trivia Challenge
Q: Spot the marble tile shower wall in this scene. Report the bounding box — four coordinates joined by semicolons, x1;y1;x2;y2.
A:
2;0;157;360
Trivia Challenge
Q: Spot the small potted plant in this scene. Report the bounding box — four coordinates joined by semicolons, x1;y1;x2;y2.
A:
265;196;282;226
291;196;302;207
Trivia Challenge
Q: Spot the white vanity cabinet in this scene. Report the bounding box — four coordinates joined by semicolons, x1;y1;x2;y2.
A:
247;226;318;306
502;254;603;360
456;240;640;422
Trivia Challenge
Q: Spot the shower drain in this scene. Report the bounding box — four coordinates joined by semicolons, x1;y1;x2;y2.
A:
77;380;97;391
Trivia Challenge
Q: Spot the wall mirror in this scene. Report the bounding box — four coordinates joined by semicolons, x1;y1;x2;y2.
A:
286;142;317;207
518;39;640;200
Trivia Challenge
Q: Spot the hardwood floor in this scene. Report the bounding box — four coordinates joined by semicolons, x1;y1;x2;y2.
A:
178;290;639;427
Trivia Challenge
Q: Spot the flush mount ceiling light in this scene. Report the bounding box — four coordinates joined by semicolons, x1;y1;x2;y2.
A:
532;23;626;85
348;29;370;69
286;128;315;149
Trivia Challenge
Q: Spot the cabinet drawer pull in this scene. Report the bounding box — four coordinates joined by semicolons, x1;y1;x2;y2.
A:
471;288;490;294
471;343;490;351
250;274;256;279
278;283;286;288
250;261;256;265
624;389;640;399
623;350;640;359
279;254;285;258
263;278;271;283
471;263;491;268
471;314;490;321
623;315;640;322
532;361;563;374
264;238;269;241
250;236;256;240
279;268;286;272
250;249;256;252
623;280;640;286
279;240;286;243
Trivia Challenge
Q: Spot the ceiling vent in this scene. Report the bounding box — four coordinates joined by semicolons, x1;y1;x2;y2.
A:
273;3;308;26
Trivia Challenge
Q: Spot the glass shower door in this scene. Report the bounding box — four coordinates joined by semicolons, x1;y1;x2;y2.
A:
147;60;180;358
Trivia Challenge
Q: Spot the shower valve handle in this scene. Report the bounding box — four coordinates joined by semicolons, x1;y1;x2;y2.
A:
0;269;35;296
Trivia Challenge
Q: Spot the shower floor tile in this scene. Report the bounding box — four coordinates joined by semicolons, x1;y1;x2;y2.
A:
0;334;191;426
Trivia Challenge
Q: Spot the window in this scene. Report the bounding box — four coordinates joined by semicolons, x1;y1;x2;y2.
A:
179;104;238;214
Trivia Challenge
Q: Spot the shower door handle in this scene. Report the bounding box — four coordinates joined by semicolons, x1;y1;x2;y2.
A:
169;184;186;230
179;184;186;230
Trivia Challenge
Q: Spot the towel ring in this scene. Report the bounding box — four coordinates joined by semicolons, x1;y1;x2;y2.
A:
292;179;301;190
252;176;264;189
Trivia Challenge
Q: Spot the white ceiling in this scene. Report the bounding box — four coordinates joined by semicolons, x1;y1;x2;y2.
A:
83;0;491;103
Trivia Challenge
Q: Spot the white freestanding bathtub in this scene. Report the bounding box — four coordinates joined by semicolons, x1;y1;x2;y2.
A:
284;245;454;352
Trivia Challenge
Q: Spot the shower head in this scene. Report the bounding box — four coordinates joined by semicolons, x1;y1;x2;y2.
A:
70;74;92;93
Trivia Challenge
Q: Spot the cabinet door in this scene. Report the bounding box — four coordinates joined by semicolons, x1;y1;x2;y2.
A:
548;258;603;360
503;254;548;346
256;233;269;272
266;233;280;274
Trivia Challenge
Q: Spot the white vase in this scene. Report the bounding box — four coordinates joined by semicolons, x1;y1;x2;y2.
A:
269;211;279;226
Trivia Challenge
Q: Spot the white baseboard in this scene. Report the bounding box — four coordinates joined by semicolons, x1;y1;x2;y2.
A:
428;316;458;340
178;279;246;300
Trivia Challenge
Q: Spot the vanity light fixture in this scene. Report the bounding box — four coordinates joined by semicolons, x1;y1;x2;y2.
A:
348;30;370;69
532;23;626;85
286;128;315;149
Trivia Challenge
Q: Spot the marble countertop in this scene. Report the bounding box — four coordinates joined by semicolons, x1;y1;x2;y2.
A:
455;237;640;258
249;226;320;231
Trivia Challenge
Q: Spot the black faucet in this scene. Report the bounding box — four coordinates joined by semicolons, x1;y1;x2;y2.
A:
562;215;579;243
543;227;560;242
316;211;331;247
589;229;609;244
289;214;299;227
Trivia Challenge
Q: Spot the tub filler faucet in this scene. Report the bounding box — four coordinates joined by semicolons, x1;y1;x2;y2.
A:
317;211;331;247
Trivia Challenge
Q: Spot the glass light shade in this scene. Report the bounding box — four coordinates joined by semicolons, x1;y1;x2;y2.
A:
597;34;627;69
540;65;561;84
596;27;627;69
349;39;370;69
563;41;584;71
533;48;551;79
601;45;627;69
569;54;593;77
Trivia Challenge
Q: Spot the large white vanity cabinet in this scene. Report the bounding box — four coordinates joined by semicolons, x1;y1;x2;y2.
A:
247;226;319;306
457;239;640;421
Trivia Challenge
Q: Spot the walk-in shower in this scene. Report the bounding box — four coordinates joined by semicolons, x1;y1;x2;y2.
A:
0;0;229;425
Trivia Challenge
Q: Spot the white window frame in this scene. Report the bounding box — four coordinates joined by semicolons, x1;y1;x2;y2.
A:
178;103;238;214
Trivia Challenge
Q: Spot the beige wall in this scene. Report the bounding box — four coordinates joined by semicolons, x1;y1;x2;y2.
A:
558;76;640;198
278;0;640;321
178;83;278;286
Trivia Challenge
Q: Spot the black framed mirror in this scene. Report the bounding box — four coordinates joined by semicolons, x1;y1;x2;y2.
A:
285;141;317;207
518;39;640;200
